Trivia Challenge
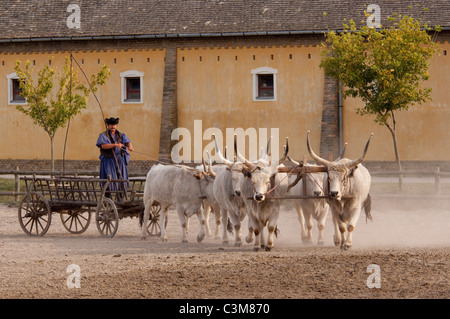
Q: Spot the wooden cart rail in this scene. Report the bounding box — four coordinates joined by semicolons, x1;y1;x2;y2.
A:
16;176;160;238
21;176;146;205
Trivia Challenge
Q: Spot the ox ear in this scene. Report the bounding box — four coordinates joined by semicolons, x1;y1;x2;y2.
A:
193;172;203;180
348;165;358;177
242;168;252;179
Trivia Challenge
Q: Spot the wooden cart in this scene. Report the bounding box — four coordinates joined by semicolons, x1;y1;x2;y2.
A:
17;176;161;238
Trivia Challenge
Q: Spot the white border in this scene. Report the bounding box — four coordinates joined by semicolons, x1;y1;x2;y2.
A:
120;70;144;104
251;67;277;102
7;73;27;105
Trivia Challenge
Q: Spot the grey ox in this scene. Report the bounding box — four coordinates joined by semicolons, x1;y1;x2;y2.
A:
238;138;289;251
140;164;215;243
212;138;249;246
306;131;373;250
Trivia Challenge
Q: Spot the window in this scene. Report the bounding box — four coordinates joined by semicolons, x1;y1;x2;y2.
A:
257;74;274;98
120;70;144;103
252;67;277;101
7;73;26;105
126;77;141;100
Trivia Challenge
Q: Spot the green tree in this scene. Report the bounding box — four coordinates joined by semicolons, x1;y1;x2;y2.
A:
320;13;440;189
14;56;111;172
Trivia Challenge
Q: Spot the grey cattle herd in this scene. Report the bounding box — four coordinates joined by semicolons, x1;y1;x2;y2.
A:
140;131;373;251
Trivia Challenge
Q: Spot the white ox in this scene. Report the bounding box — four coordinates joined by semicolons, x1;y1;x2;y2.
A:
238;138;289;251
195;158;227;239
287;146;347;245
212;139;249;246
288;166;330;245
306;131;373;250
140;164;214;243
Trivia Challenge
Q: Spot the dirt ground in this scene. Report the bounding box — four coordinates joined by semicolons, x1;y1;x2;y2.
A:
0;195;449;300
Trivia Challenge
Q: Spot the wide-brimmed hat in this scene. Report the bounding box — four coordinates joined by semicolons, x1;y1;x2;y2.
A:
104;117;119;125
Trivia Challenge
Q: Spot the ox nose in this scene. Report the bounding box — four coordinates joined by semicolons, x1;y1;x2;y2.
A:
314;191;322;197
235;190;241;197
329;191;339;198
254;194;264;201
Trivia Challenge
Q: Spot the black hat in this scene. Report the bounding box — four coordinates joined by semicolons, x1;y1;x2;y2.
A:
105;117;119;125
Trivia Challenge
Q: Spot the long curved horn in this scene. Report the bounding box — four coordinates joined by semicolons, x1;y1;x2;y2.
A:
306;130;331;166
234;134;255;169
335;142;348;161
345;133;373;168
206;150;216;177
201;156;207;172
272;137;289;167
287;155;300;166
213;134;233;166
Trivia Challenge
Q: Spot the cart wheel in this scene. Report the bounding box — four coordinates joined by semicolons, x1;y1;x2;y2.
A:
146;203;166;236
18;192;52;236
96;198;119;238
60;207;92;234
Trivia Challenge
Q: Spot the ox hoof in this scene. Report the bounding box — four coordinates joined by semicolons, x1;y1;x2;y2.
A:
181;239;188;244
141;236;147;240
245;236;253;243
265;246;274;252
234;242;242;247
317;240;325;246
334;240;341;246
253;247;260;252
222;240;229;246
197;234;205;243
343;245;352;250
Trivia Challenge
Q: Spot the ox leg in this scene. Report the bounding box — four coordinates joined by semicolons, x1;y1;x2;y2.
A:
176;208;189;243
344;208;361;250
195;207;206;243
203;202;212;238
317;208;329;246
212;204;222;240
220;207;229;245
304;211;314;245
331;214;341;247
227;209;242;247
253;226;261;252
265;210;279;251
259;221;267;250
294;202;308;244
140;200;152;240
245;202;256;244
159;208;169;242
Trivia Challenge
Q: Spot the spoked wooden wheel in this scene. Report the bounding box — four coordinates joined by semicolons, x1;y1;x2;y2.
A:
18;192;52;236
60;207;92;234
95;198;119;238
146;203;165;236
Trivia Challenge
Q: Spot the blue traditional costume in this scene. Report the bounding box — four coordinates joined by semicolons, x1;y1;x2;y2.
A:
96;117;131;190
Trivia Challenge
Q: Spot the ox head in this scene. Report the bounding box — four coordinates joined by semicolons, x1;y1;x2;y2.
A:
286;143;347;196
213;134;246;197
236;136;289;202
306;131;373;200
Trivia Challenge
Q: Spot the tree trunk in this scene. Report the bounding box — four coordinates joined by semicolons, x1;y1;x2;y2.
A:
385;122;403;192
50;136;55;173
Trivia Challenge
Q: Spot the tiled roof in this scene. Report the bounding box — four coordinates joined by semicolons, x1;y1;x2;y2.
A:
0;0;448;41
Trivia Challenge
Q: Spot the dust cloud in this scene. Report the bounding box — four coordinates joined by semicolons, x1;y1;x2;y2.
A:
275;198;450;249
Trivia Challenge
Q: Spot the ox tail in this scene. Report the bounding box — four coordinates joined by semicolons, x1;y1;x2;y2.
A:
227;218;234;234
274;225;280;238
139;208;145;227
363;194;373;223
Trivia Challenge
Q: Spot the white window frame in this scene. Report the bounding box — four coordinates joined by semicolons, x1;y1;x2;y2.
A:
7;73;27;105
251;67;277;102
120;70;144;104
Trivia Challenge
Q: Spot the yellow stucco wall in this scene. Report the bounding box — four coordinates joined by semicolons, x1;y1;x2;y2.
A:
177;45;324;162
342;41;450;161
1;41;448;164
0;49;165;161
